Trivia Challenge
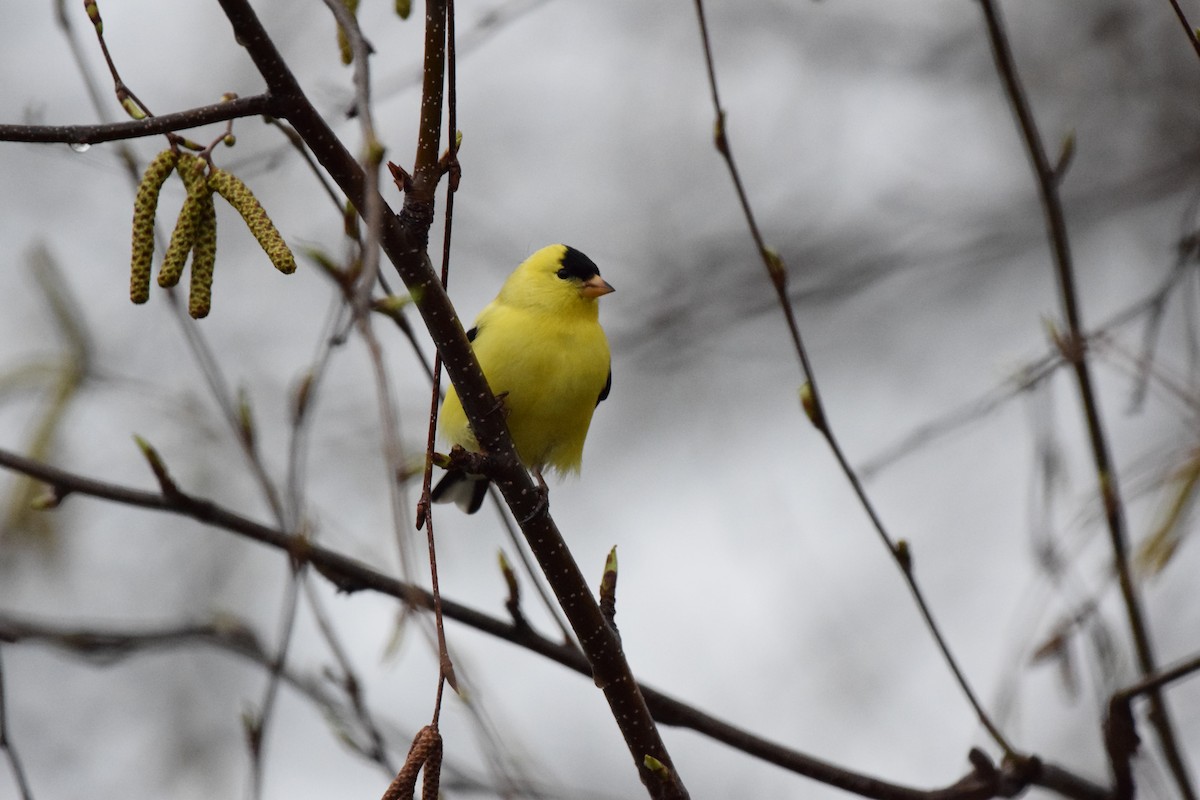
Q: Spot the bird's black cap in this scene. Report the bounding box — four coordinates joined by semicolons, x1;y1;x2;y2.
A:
556;246;601;281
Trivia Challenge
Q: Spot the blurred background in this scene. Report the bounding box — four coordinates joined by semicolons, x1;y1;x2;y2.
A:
0;0;1198;798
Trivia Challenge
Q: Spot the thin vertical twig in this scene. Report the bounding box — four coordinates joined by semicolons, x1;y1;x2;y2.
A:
1166;0;1200;64
161;274;297;800
690;0;1016;757
430;0;460;717
0;649;34;800
405;0;458;725
280;297;397;772
977;1;1195;796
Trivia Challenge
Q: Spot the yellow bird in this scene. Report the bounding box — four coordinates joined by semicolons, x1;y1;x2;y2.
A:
433;244;614;513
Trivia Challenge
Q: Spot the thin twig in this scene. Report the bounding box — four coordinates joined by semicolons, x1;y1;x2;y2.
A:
0;615;528;794
486;486;576;644
360;0;552;116
1105;650;1200;800
318;0;469;750
247;570;301;799
302;577;394;770
1166;0;1200;63
51;0;141;180
158;290;303;800
690;0;1014;756
977;1;1195;796
0;95;278;145
0;649;34;800
1115;650;1200;704
416;0;459;719
3;613;397;760
861;253;1198;478
282;300;396;772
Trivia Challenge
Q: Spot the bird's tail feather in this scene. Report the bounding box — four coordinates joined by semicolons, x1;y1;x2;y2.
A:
431;469;489;514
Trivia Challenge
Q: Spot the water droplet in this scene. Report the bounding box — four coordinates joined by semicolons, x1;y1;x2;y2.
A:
69;142;91;153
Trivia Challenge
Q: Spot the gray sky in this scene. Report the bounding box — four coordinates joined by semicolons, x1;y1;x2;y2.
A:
0;1;1198;798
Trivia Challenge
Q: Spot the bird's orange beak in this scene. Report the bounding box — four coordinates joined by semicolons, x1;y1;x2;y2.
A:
581;275;615;298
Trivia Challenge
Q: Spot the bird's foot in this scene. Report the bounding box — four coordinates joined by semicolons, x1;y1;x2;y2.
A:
519;469;550;524
489;391;511;419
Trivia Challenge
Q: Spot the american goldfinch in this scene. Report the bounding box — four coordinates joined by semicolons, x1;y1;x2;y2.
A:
433;244;614;513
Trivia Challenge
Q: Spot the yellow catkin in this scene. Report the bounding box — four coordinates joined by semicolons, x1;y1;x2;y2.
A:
158;155;208;288
188;190;217;319
208;169;297;275
129;149;178;304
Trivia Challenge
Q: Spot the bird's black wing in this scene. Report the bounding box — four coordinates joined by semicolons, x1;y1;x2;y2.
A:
596;367;611;406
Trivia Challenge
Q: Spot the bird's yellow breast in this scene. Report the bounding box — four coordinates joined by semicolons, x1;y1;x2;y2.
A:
439;299;610;474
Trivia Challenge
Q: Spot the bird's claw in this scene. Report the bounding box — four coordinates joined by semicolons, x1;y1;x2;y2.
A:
489;391;511;419
518;469;550;524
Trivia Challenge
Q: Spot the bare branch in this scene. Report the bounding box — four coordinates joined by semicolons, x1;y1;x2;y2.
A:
0;649;34;800
0;95;277;145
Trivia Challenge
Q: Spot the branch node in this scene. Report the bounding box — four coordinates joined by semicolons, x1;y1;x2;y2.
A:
763;246;786;291
998;753;1041;797
799;381;826;432
894;539;913;573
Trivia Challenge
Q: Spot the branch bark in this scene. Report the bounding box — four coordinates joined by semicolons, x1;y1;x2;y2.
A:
0;94;277;144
